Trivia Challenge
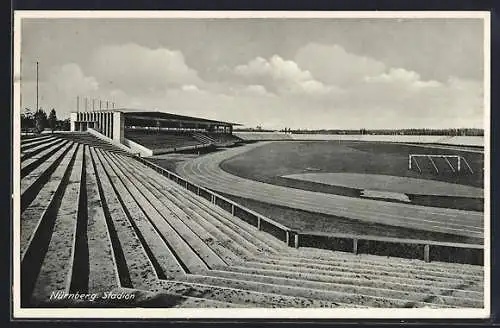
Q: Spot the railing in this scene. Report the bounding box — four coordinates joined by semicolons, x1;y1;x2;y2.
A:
133;155;484;266
296;231;483;265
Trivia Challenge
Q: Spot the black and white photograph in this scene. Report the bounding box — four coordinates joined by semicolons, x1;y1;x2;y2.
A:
12;11;490;319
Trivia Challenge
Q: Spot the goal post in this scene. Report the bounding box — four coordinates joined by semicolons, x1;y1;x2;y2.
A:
408;154;473;174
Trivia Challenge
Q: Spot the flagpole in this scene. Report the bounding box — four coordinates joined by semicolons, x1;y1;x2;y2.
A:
36;61;39;111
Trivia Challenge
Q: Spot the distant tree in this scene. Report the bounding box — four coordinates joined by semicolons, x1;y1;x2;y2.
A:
60;118;70;131
48;108;57;133
34;109;47;134
21;108;35;132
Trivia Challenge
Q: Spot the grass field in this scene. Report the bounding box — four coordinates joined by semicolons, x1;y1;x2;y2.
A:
219;141;484;211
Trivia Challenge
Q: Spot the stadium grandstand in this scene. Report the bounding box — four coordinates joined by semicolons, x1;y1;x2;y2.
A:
70;109;243;156
17;109;485;309
19;132;484;308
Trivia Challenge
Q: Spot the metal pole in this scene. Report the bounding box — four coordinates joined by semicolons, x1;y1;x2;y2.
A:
36;61;39;111
92;98;95;111
76;96;79;112
85;97;88;111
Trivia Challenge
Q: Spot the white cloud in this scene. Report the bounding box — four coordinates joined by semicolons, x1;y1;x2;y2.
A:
48;63;99;96
21;63;100;117
364;68;442;89
295;43;387;86
88;43;203;94
233;55;337;96
181;84;201;92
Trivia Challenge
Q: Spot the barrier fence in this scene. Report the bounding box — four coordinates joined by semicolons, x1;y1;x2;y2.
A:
134;155;483;265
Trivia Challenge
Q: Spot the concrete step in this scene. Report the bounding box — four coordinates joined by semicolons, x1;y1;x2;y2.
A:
287;247;484;272
102;151;227;269
269;252;483;278
127;158;283;253
266;254;482;280
85;146;121;293
180;274;453;308
224;261;482;296
213;264;483;304
20;143;79;258
21;138;67;161
157;279;358;308
21;135;57;151
30;145;84;304
200;269;481;308
95;149;193;277
21;142;75;203
250;257;482;284
108;152;240;265
89;147;163;290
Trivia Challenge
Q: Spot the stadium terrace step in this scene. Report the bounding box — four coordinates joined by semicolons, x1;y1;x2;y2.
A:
107;153;241;265
21;135;58;151
192;132;215;145
125;130;205;152
21;138;68;161
58;133;130;155
178;274;454;308
157;280;361;308
29;145;84;304
130;157;287;251
20;143;79;258
21;134;53;141
123;158;277;256
231;260;481;290
215;263;482;301
21;141;75;201
21;140;70;178
195;269;481;308
249;257;481;283
94;149;192;278
89;147;162;290
169;185;288;251
84;145;121;293
100;151;228;269
278;249;484;275
205;132;242;146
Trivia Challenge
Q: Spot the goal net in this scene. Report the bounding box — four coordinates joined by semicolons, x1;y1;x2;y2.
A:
408;154;474;174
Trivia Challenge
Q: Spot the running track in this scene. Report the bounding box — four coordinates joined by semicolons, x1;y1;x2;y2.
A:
176;142;483;239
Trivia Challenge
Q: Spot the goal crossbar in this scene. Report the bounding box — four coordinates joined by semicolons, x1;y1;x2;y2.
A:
408;154;473;174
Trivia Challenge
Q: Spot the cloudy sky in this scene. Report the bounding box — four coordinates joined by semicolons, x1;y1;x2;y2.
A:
19;17;485;129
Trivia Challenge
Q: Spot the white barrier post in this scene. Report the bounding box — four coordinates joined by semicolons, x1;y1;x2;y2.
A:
458;156;461;172
408;155;412;170
424;244;430;263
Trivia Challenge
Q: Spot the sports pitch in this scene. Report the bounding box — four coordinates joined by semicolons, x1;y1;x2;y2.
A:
219;141;484;212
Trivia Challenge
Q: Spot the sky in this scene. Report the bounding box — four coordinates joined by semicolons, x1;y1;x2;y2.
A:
18;16;486;129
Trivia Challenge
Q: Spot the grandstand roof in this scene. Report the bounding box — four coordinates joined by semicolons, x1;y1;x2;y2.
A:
117;108;242;126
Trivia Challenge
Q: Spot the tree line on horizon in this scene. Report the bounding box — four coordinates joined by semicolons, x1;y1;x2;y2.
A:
234;127;484;136
285;128;484;136
21;108;70;134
